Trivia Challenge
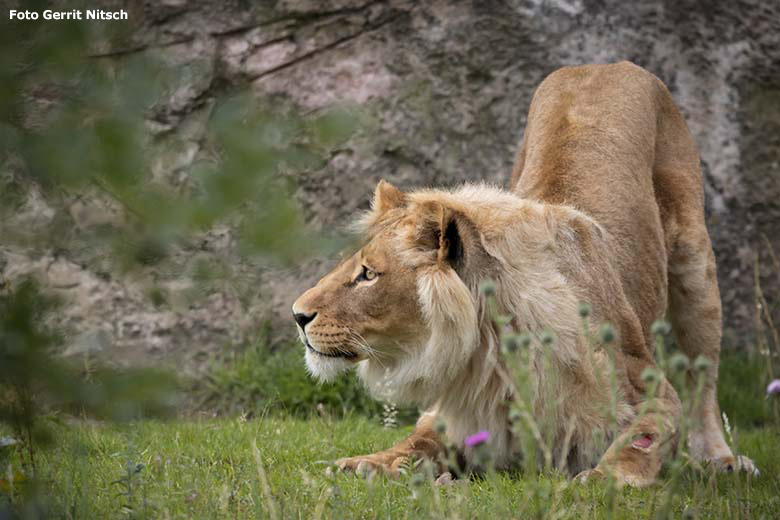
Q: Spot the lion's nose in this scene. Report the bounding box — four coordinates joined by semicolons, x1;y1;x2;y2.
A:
293;311;317;330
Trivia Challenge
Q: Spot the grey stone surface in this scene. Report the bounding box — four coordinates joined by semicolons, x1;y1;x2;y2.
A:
5;0;780;370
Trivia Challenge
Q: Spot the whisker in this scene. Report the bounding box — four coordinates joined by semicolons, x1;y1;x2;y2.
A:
351;332;382;357
346;331;389;367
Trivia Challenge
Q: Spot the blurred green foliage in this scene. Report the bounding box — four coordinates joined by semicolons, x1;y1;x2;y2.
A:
0;4;360;512
199;342;417;424
0;5;356;264
0;280;180;468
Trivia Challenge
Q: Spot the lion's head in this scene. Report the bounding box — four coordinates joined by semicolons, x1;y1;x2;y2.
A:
293;180;603;462
292;180;502;405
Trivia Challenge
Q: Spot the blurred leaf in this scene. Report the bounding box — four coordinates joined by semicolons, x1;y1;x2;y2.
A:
311;107;358;149
0;10;360;503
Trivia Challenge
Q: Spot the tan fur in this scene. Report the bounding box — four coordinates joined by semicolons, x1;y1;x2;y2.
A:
292;62;755;485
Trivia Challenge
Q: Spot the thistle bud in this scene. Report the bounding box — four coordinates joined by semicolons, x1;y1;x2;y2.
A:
651;320;671;336
693;356;711;373
669;353;690;373
578;302;591;318
479;279;497;297
599;324;615;344
641;367;659;383
502;334;520;354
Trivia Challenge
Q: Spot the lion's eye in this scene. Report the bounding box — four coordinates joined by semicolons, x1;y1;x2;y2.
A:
356;266;378;283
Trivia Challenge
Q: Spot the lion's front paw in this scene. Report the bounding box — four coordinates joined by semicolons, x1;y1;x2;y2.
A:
709;455;759;476
332;454;409;478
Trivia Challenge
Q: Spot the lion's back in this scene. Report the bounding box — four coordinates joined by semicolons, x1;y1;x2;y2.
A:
513;61;705;338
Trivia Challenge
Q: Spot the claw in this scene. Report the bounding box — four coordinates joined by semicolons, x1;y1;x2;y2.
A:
710;455;759;476
435;472;453;486
331;455;401;478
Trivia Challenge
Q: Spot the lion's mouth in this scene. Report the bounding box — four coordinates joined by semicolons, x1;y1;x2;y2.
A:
306;341;357;359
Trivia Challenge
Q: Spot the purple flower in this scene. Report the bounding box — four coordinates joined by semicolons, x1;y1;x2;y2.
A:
767;379;780;396
464;431;491;447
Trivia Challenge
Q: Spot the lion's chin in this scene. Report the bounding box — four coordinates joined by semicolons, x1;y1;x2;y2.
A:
304;348;353;382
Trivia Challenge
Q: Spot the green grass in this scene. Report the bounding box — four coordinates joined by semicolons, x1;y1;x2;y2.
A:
717;353;774;428
4;341;777;517
21;417;780;518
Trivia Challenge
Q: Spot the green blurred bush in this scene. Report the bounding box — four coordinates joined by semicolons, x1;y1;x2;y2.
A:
0;5;362;509
202;343;381;418
198;341;417;424
0;280;180;461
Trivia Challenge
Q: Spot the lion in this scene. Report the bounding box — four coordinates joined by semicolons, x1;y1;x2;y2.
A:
291;61;756;486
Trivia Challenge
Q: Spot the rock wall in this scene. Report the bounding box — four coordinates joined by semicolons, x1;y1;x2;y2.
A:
3;0;779;370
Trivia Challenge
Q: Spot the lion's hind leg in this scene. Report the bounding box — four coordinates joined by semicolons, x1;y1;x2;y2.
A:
576;379;681;487
666;224;757;474
652;85;757;475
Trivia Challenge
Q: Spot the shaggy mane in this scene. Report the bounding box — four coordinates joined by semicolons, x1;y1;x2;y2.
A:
356;184;623;469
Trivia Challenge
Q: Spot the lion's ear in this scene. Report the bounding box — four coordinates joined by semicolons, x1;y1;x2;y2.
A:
435;205;464;268
413;202;471;271
372;180;405;215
